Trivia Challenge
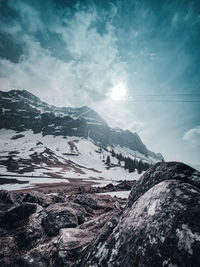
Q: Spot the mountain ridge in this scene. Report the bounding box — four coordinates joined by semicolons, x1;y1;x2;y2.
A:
0;89;163;161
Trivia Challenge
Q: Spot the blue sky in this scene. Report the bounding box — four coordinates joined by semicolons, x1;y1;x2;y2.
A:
0;0;200;164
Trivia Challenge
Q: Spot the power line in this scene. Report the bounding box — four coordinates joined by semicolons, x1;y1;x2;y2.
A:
130;94;200;96
126;94;200;102
128;100;200;102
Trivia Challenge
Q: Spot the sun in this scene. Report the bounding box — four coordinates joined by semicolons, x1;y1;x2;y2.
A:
109;82;127;101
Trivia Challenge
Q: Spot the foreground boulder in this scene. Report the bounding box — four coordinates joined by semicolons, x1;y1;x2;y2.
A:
0;203;38;227
14;238;58;267
128;161;200;207
22;191;53;207
42;203;88;236
78;162;200;267
56;210;121;266
57;228;94;266
0;190;23;211
0;190;14;205
0;203;46;265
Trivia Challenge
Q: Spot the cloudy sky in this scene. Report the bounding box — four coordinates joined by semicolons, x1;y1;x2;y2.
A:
0;0;200;165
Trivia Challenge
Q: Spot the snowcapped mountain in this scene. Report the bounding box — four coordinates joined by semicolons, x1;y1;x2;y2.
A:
0;89;164;190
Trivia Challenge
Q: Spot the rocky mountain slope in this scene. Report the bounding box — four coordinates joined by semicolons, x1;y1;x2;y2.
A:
0;89;163;190
0;89;163;160
0;162;200;266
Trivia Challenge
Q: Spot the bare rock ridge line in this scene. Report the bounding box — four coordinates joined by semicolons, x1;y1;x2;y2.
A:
0;89;163;161
0;161;200;266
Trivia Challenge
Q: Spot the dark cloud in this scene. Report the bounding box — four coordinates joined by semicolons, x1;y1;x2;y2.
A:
0;32;24;63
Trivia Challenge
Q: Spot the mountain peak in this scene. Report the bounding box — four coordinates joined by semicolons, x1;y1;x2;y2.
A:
0;89;163;161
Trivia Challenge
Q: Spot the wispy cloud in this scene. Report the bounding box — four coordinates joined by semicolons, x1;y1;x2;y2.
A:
183;126;200;146
0;1;127;107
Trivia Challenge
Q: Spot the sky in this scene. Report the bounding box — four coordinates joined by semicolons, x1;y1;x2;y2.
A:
0;0;200;165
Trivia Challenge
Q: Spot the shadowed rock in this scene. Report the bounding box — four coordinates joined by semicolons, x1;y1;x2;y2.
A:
42;203;88;236
22;191;53;207
0;189;23;207
0;203;38;227
13;238;57;267
74;194;103;209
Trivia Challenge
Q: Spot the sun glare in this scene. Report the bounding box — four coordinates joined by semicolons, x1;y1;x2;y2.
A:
109;82;127;101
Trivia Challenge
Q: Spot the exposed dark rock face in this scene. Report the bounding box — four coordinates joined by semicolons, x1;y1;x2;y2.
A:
22;191;53;207
0;189;14;205
11;134;25;140
41;203;89;236
0;177;28;185
0;203;38;227
74;194;103;209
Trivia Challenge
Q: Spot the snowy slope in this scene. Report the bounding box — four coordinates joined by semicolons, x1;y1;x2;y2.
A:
0;89;164;190
0;129;143;190
0;89;164;161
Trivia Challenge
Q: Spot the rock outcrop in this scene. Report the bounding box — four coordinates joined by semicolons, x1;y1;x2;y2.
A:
42;203;88;236
74;194;104;210
22;191;53;207
0;162;200;267
127;161;200;207
0;188;120;266
79;162;200;267
79;180;200;266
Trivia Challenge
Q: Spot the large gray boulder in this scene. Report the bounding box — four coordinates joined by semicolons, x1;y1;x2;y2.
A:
128;161;200;207
78;162;200;267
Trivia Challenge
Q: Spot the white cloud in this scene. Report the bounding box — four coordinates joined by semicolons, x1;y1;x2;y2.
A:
0;4;127;108
183;126;200;146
